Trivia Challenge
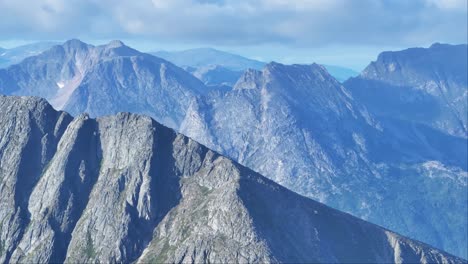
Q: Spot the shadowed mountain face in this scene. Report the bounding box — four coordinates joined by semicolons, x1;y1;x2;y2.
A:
181;61;468;258
342;43;468;257
0;95;465;264
345;43;468;138
0;40;466;258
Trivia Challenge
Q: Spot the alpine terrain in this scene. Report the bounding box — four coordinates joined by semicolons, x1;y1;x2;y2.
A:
0;40;466;258
0;39;207;130
0;95;464;264
0;42;58;68
345;43;467;138
152;48;359;84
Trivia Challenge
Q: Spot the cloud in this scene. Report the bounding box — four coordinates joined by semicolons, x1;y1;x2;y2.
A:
425;0;467;9
0;0;466;47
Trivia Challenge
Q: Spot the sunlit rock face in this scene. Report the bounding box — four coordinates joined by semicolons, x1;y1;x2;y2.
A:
0;41;466;258
0;39;207;130
0;95;465;264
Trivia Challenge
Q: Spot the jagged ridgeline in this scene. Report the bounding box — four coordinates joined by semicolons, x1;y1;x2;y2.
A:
0;39;467;259
0;95;464;263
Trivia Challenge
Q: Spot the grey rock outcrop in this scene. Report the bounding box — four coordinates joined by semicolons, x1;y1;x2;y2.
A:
0;41;466;258
0;95;464;263
182;61;468;258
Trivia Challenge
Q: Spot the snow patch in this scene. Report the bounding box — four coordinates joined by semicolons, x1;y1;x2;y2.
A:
50;74;83;110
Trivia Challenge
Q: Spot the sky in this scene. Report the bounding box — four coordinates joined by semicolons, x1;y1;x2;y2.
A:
0;0;466;70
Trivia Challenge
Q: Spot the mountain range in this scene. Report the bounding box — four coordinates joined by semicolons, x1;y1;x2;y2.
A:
0;95;464;263
346;43;467;138
0;39;208;130
151;48;359;83
0;42;58;68
0;40;466;259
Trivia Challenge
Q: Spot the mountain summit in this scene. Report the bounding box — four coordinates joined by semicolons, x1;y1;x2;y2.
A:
0;39;206;129
0;40;466;258
0;95;464;263
346;43;467;138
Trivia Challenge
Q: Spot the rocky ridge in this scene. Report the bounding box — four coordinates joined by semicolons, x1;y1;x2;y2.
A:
0;95;464;263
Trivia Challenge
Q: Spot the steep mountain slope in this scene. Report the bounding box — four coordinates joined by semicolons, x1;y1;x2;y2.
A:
152;48;359;84
182;62;378;194
0;40;466;257
342;43;468;257
0;42;58;68
152;48;264;87
345;43;467;138
0;95;464;264
180;62;468;258
0;39;207;129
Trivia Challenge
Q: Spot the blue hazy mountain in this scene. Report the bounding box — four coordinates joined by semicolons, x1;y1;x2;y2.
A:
182;64;244;87
181;61;467;258
0;40;466;258
323;64;359;82
0;39;207;129
151;47;266;71
152;48;359;84
0;95;464;263
345;43;467;138
0;41;58;68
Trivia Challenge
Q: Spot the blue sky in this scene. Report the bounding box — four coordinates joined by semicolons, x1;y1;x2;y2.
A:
0;0;466;70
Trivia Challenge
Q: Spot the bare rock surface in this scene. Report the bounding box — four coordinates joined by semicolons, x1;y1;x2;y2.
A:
0;95;465;263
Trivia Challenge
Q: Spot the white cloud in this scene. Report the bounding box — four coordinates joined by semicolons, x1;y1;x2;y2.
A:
0;0;465;47
426;0;467;9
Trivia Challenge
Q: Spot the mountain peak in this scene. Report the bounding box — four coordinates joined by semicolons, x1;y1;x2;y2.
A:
63;39;89;49
263;61;338;83
106;40;126;48
347;42;468;138
98;39;141;57
0;94;464;264
264;61;282;68
233;68;263;90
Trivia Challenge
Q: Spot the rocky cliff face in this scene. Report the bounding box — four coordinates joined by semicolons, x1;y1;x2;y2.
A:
342;44;468;257
181;62;468;258
0;95;464;263
345;43;467;138
0;41;466;258
0;39;207;130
